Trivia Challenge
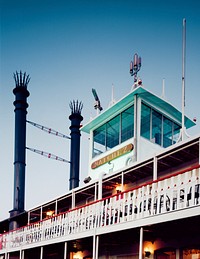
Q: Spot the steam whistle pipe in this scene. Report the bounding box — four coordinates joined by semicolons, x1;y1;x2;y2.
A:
69;100;83;190
9;71;30;230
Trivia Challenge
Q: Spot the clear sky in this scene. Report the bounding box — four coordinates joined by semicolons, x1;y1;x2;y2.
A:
0;0;200;220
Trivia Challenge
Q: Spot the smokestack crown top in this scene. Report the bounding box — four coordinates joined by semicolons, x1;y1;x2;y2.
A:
69;100;83;116
13;71;30;89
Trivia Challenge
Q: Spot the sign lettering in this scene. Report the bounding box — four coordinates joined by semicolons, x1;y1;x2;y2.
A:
91;143;133;169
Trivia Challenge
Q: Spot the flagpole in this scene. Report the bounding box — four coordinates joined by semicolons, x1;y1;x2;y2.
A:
178;18;189;142
181;18;186;141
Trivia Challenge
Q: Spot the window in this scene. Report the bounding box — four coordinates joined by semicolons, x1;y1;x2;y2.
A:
141;102;181;148
163;117;173;147
121;105;134;142
173;122;181;143
141;104;151;139
152;110;162;145
106;115;120;149
93;124;106;157
93;105;134;158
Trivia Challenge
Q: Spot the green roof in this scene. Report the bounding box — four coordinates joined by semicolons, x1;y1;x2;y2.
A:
81;86;195;134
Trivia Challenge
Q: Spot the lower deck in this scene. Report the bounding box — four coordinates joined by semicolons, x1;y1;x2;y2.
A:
1;215;200;259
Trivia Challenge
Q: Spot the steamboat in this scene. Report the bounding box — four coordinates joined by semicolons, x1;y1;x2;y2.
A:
0;50;199;258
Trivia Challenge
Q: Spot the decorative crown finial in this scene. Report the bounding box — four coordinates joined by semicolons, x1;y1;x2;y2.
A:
13;71;30;88
69;100;83;115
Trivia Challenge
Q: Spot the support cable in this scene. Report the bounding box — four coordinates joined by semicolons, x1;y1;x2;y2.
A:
27;120;70;139
26;147;71;163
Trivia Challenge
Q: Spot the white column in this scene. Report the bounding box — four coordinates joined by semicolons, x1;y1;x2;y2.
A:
133;94;138;162
40;206;43;221
176;248;180;259
64;242;67;259
55;200;58;215
98;172;105;200
153;156;157;180
40;246;43;259
121;172;124;192
94;182;97;201
95;235;99;259
72;190;75;209
139;227;143;259
28;211;30;225
93;234;96;259
199;138;200;165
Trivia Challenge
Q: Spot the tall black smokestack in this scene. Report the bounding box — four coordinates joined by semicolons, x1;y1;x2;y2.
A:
69;100;83;190
9;71;30;230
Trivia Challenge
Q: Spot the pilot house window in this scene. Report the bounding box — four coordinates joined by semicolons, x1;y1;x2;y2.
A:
141;103;181;147
93;105;134;157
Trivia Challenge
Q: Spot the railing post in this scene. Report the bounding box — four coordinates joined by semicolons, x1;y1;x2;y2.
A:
150;182;156;215
176;174;182;210
132;189;137;220
157;181;162;214
169;176;175;211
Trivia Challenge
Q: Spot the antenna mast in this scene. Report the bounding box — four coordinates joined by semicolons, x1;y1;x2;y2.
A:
179;18;189;142
130;53;142;89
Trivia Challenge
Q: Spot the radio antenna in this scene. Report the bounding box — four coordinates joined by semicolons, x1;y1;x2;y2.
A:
130;53;142;88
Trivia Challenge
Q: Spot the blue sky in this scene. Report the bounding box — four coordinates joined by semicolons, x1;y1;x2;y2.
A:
0;0;200;220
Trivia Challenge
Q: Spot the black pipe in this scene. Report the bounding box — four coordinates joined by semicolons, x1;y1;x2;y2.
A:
69;100;83;190
9;71;30;230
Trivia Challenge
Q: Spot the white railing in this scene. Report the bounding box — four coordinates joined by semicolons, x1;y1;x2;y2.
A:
0;167;199;251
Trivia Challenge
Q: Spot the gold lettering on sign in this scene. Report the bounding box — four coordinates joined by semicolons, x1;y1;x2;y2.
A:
91;143;134;169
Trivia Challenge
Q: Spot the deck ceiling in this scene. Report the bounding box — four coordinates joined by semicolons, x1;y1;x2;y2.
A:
157;138;199;172
102;137;199;189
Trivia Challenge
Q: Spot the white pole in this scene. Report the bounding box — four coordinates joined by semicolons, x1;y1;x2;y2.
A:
93;235;96;259
153;156;157;181
139;227;143;259
40;246;43;259
181;18;186;140
95;235;99;259
64;242;67;259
